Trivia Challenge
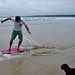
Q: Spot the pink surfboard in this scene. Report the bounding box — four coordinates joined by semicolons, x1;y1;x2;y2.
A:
1;48;24;54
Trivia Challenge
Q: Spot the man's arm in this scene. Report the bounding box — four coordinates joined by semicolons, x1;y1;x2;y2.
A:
25;24;31;35
1;18;11;23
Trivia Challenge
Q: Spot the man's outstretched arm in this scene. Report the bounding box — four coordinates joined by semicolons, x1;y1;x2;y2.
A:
25;24;31;35
1;18;11;23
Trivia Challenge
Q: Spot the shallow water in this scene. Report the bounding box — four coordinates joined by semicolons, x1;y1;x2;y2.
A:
0;17;75;61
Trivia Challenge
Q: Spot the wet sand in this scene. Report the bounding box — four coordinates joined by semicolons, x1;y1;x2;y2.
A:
0;47;75;75
0;18;75;75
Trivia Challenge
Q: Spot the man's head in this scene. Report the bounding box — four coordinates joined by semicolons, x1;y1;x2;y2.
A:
15;16;21;22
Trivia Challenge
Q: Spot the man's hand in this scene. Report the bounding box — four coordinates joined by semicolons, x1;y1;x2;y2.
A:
1;20;4;23
28;31;31;35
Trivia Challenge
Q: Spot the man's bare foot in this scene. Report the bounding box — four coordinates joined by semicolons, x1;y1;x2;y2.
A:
17;47;21;51
7;48;11;51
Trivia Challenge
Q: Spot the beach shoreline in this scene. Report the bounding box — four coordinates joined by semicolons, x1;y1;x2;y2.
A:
0;17;75;75
0;47;75;75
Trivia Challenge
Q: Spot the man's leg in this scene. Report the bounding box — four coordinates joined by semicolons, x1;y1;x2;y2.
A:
17;31;23;51
8;39;13;51
8;30;17;51
17;40;23;51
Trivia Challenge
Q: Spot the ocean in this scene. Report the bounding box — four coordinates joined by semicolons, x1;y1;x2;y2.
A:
0;16;75;61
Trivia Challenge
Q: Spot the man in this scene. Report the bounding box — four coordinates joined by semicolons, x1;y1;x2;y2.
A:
1;16;31;51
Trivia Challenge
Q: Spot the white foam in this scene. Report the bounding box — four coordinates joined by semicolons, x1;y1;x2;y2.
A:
27;36;40;46
12;35;40;49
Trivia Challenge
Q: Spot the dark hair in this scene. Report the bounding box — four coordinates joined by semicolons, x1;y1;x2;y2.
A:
15;16;21;22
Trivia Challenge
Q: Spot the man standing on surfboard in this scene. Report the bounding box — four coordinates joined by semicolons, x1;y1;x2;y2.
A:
1;16;31;51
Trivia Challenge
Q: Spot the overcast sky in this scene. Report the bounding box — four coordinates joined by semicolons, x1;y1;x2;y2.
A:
0;0;75;16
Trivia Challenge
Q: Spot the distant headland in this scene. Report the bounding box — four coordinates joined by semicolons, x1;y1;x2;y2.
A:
25;15;75;17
